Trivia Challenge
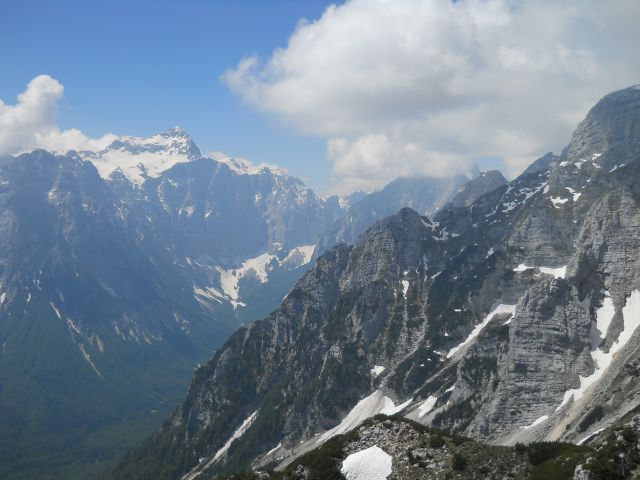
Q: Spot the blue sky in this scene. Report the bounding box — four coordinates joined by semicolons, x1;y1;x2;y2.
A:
2;0;638;194
1;0;337;190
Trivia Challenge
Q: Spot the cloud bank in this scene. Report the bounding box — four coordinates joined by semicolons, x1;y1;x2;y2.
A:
223;0;640;193
0;75;115;156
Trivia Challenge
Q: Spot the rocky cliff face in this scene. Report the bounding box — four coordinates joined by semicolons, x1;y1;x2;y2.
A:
108;85;640;480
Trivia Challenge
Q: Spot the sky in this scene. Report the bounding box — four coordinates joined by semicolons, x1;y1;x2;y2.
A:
1;0;639;194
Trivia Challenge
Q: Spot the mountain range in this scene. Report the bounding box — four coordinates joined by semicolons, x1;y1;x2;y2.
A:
107;85;640;480
0;122;500;478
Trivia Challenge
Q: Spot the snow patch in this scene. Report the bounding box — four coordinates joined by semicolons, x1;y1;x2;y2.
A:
67;317;82;336
341;445;392;480
514;264;566;279
513;263;533;272
501;200;518;212
418;396;438;418
213;411;259;462
447;303;517;358
50;302;62;319
240;252;276;283
577;427;606;445
565;187;582;202
265;443;282;457
432;227;457;241
370;365;385;377
384;398;413;416
318;391;408;443
557;290;640;411
282;244;315;267
524;181;548;202
217;245;315;309
550;196;569;208
594;292;614;344
193;286;225;305
521;415;548;430
78;343;104;379
401;280;409;298
539;265;567;279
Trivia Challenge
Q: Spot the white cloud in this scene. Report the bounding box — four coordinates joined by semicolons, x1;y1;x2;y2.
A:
223;0;640;193
0;75;115;155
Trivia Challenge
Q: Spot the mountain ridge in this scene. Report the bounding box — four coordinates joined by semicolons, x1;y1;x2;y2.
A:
107;84;640;480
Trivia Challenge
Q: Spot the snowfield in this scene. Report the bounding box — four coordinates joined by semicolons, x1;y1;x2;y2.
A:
521;415;548;430
417;395;438;418
319;390;411;443
213;411;258;462
513;264;567;279
216;244;315;309
341;445;392;480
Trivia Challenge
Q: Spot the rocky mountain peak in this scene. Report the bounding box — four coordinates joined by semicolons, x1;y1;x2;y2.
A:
530;85;640;231
161;125;191;138
105;127;201;158
449;170;507;207
566;84;640;164
521;152;557;177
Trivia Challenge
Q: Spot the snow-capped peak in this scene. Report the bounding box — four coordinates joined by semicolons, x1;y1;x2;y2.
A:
81;127;202;185
78;128;290;186
105;127;200;156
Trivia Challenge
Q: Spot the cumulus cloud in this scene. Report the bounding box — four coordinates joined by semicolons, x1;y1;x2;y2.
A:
0;75;115;155
223;0;640;193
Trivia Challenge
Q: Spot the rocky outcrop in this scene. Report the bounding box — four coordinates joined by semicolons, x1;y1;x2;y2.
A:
318;175;467;250
449;170;507;208
281;416;530;480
